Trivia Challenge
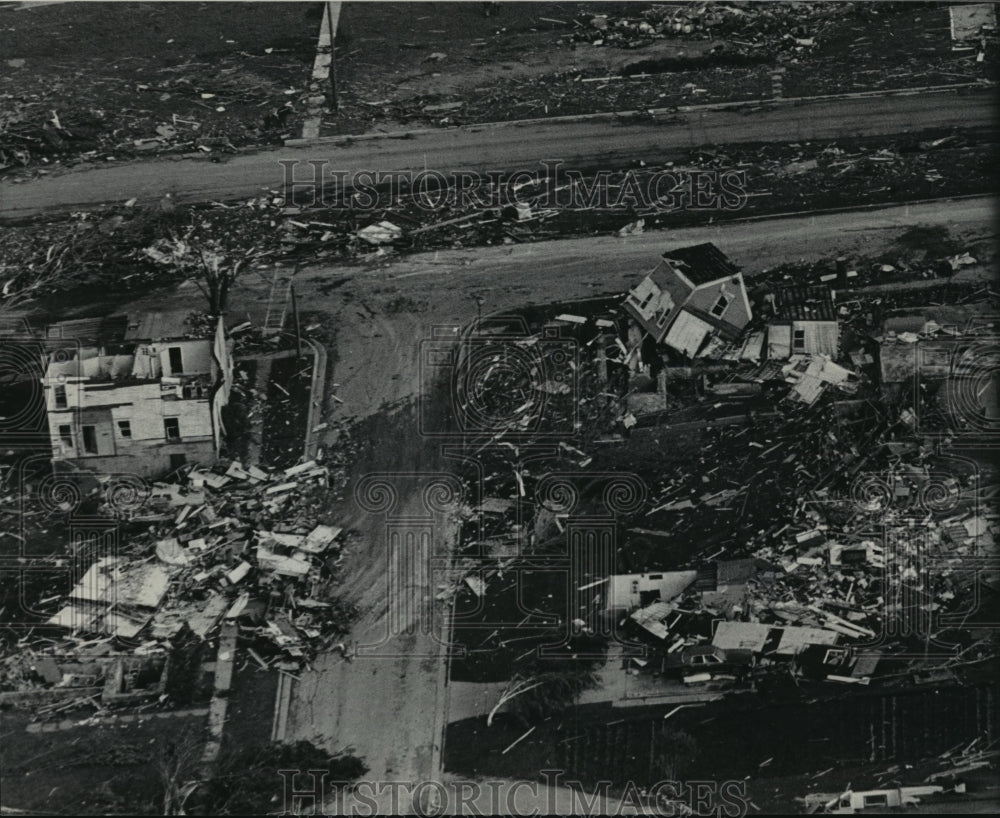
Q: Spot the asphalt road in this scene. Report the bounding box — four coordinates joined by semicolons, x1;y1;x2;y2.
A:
0;88;994;221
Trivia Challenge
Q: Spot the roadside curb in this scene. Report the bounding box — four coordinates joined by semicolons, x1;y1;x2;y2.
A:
199;622;239;778
303;337;327;461
26;705;210;733
271;669;295;743
726;192;991;225
285;82;993;148
430;586;457;783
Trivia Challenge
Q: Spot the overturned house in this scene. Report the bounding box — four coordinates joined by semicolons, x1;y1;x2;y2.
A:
624;243;752;364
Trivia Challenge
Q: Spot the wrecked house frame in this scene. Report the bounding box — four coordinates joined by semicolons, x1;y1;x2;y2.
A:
41;310;233;479
764;284;840;359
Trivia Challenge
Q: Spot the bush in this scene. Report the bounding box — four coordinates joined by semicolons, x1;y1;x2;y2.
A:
193;740;367;815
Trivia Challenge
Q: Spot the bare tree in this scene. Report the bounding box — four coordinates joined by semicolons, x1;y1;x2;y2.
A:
151;726;205;816
144;206;282;316
0;225;97;314
487;677;547;726
487;633;606;726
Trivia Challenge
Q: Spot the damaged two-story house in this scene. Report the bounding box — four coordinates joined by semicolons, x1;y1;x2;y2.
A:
42;310;233;479
623;243;752;365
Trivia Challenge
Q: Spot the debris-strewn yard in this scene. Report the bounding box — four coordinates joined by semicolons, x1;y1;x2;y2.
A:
1;132;992;311
262;353;314;469
438;280;999;810
2;2;995;170
445;677;999;811
0;709;207;816
326;2;996;135
0;2;320;172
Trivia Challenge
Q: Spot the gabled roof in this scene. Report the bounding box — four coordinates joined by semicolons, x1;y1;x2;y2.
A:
661;243;740;286
773;285;837;322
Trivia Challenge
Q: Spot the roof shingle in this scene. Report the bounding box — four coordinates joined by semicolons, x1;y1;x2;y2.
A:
774;285;837;322
661;243;740;286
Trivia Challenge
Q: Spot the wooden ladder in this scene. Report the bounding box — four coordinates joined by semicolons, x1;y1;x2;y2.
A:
262;268;293;335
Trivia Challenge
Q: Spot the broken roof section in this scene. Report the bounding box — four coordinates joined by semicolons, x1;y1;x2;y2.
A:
69;557;171;610
663;310;716;357
772;284;837;322
630;601;679;640
783;354;857;405
711;621;839;656
48;557;172;638
45;309;215;346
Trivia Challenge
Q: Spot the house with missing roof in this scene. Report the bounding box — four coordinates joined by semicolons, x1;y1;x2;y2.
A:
764;284;839;359
42;310;233;479
623;243;753;361
711;620;840;658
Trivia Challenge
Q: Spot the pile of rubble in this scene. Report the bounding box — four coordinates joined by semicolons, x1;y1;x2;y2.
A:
442;284;997;695
0;455;354;709
612;405;995;688
0;642;174;713
1;51;309;173
573;3;849;56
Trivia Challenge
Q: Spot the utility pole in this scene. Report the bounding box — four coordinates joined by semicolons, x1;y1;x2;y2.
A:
327;1;339;112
